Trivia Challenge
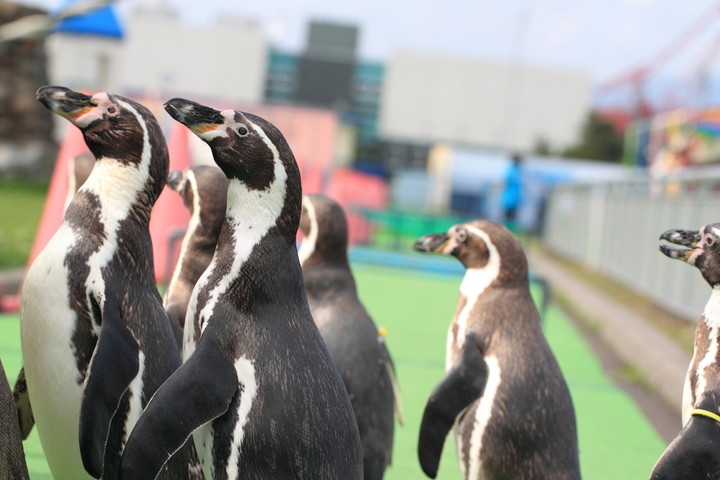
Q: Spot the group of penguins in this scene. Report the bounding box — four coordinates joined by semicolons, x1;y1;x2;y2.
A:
0;85;719;480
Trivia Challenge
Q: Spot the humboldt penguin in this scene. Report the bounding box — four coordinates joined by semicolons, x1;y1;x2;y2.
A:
298;193;402;480
413;219;580;479
119;98;363;480
0;359;29;479
24;86;201;480
163;165;227;341
13;151;96;440
652;224;720;479
64;151;95;209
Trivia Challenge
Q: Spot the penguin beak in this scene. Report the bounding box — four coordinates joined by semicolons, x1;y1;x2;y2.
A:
414;233;450;254
166;170;185;193
659;228;702;264
164;98;225;136
36;86;97;123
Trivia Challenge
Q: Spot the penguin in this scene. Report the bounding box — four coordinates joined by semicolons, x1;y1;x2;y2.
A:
11;152;96;441
163;165;228;341
12;149;96;440
0;359;29;480
413;219;580;480
651;223;720;479
119;98;363;480
298;193;403;480
64;151;95;209
24;86;201;480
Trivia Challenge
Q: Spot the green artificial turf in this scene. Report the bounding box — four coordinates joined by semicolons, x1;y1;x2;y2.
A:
0;180;47;269
0;314;52;480
1;263;668;480
352;264;667;480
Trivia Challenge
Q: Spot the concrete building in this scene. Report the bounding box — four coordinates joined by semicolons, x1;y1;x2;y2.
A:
264;21;385;170
49;4;268;105
46;2;123;92
379;51;591;153
119;7;267;104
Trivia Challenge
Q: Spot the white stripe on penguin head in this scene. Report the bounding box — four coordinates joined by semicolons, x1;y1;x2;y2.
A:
446;225;500;369
83;98;153;332
190;118;288;345
165;169;200;304
297;196;318;267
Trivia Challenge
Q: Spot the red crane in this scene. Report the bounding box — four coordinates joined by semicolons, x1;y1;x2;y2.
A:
595;2;720;119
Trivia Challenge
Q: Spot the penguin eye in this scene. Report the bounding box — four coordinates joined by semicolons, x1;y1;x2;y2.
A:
456;229;468;243
107;106;117;114
236;126;249;137
707;237;715;247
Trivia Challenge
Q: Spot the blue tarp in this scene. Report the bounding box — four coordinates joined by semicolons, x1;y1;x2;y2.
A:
53;1;123;39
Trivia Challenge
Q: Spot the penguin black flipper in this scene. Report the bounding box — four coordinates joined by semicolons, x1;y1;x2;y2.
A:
418;333;488;479
79;292;139;479
120;330;237;480
13;367;34;439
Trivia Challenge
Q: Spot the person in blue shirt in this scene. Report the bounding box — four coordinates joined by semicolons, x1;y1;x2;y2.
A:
501;153;524;226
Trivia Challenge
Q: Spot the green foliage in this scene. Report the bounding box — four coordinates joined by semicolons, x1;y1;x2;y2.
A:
532;136;554;156
563;112;625;162
0;179;47;269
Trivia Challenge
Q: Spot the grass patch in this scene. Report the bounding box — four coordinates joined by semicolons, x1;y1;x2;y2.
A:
0;179;48;269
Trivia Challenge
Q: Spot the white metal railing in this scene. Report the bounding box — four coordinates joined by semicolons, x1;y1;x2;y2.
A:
543;176;720;321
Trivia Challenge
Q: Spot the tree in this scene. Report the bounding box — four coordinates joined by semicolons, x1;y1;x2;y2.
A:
563;112;624;162
532;137;553;156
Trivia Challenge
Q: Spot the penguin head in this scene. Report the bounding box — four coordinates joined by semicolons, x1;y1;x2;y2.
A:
414;220;528;285
660;223;720;287
37;86;165;165
298;194;349;268
167;165;228;216
37;86;169;201
164;98;301;239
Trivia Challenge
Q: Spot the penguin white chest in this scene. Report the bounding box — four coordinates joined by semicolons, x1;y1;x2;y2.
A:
20;224;94;480
447;266;499;370
683;288;720;425
459;355;502;480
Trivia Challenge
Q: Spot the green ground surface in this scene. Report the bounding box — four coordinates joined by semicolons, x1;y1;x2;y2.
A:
1;263;667;479
0;179;47;269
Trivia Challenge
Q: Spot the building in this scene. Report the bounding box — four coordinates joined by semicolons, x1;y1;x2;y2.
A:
264;21;385;171
379;51;591;153
49;4;268;105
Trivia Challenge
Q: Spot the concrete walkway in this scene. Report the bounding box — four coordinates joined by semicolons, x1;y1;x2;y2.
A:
527;247;691;413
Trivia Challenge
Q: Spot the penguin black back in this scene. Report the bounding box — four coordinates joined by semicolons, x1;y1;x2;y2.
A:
120;98;362;480
652;224;720;479
24;86;201;480
299;194;401;480
164;165;227;339
414;219;580;479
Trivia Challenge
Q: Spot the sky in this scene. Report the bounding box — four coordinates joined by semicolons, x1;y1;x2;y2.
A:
17;0;720;91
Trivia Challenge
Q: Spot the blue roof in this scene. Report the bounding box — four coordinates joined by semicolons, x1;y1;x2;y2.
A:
53;1;123;39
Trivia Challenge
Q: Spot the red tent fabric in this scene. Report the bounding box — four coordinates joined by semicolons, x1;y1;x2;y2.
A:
2;127;90;312
325;169;388;245
149;122;192;284
26;126;90;266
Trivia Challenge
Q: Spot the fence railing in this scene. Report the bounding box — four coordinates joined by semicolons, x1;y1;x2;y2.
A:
543;176;720;321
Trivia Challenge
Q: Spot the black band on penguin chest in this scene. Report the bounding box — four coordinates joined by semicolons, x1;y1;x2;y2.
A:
194;227;302;328
63;191;156;382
